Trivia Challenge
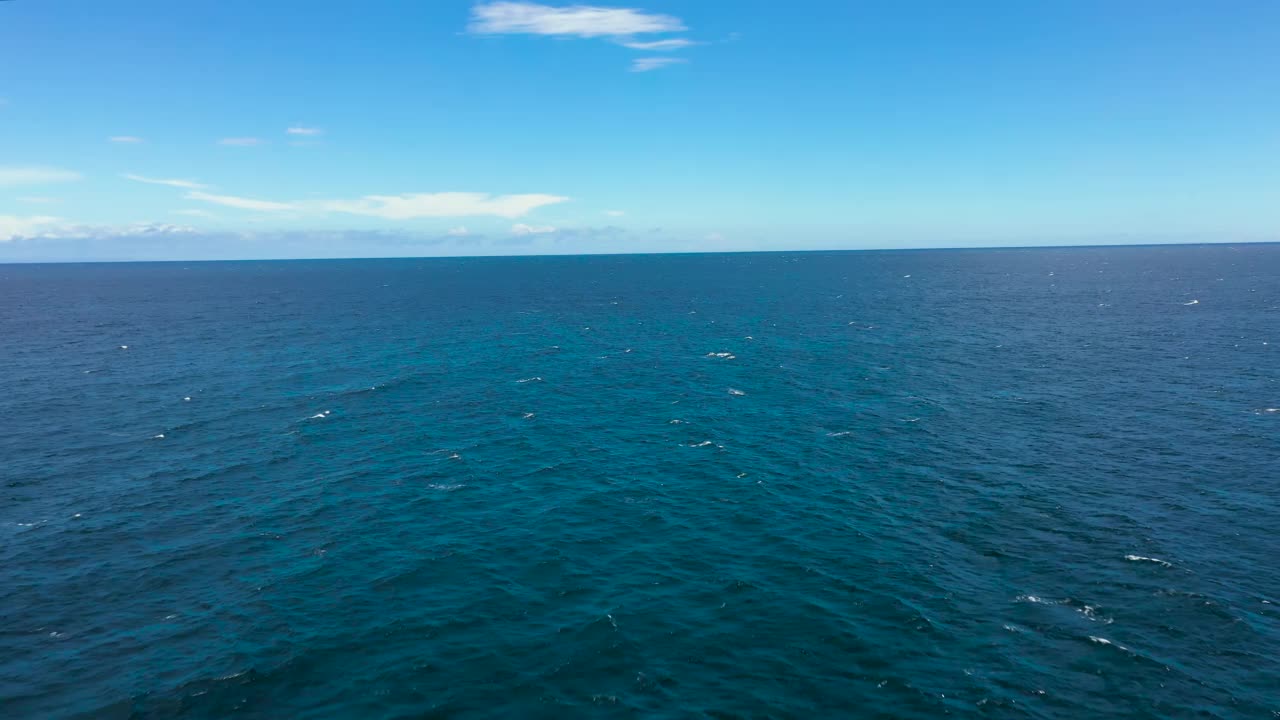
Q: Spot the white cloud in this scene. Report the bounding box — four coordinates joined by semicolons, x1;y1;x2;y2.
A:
447;226;472;236
186;190;295;211
286;127;323;136
616;38;696;50
218;137;264;146
322;192;569;219
182;187;568;219
469;1;684;37
123;173;209;190
0;166;83;187
1;216;198;243
603;209;625;217
511;223;557;235
706;232;724;241
109;136;144;144
112;223;198;237
0;215;63;241
630;57;686;72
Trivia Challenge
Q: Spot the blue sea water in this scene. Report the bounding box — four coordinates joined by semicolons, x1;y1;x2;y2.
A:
1;245;1277;719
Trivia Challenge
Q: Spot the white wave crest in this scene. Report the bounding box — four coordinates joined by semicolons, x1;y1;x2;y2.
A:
1125;554;1172;567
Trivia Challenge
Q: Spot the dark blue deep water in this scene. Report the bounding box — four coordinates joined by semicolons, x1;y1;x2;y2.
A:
2;245;1278;719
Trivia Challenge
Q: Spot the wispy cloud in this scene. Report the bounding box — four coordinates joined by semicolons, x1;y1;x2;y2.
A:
630;57;686;72
512;223;557;235
447;226;472;236
0;166;83;187
322;192;569;219
109;136;144;144
470;1;684;37
603;209;625;217
616;38;697;50
218;137;264;146
183;189;570;219
286;126;323;136
123;173;209;190
469;3;701;71
186;190;295;211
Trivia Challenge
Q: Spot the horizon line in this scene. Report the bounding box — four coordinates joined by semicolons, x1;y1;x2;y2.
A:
0;238;1275;266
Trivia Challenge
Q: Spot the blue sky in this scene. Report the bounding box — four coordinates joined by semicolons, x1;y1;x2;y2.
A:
1;0;1278;260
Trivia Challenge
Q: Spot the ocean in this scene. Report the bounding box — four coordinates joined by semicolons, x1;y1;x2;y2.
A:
1;245;1277;718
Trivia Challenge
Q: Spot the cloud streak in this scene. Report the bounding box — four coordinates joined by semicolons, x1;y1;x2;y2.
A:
511;223;557;235
186;191;295;211
630;57;686;72
468;3;701;71
0;166;83;187
109;136;144;144
469;1;684;37
123;173;209;190
321;192;570;219
616;38;697;50
183;189;570;219
286;127;323;136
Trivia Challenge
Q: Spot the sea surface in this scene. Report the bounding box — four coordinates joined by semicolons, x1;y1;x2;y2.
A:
2;245;1277;719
